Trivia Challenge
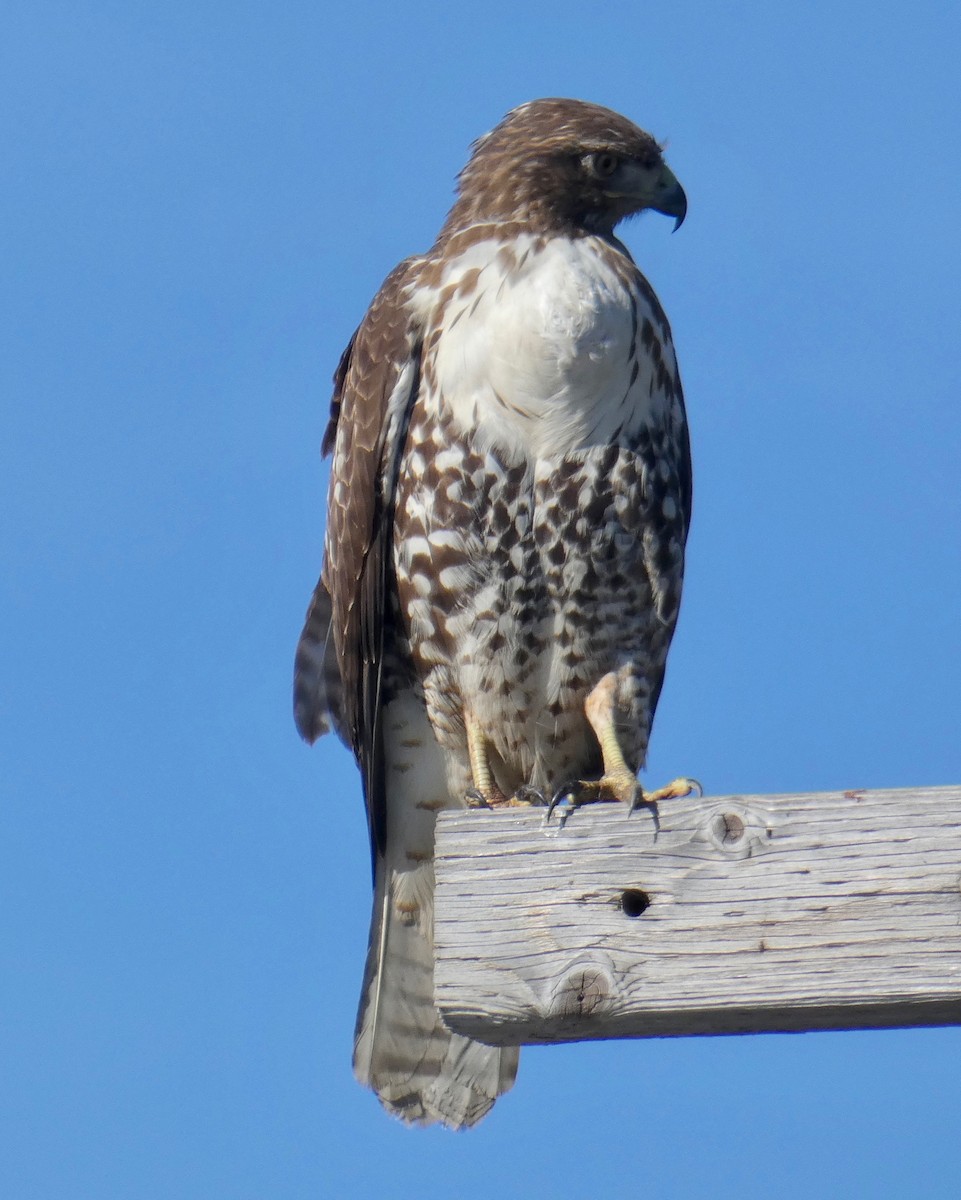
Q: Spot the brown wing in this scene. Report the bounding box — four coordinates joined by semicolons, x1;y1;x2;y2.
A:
292;336;357;746
294;257;422;861
625;264;693;722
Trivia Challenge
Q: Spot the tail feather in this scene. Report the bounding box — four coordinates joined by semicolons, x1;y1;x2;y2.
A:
353;862;518;1129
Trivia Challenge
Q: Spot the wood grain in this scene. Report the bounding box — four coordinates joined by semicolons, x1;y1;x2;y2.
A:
433;786;961;1044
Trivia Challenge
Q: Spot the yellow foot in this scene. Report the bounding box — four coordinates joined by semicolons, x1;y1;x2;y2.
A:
546;773;702;822
546;769;637;821
641;776;703;807
466;785;547;810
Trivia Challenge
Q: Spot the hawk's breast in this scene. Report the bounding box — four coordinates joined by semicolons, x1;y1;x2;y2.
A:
419;233;672;461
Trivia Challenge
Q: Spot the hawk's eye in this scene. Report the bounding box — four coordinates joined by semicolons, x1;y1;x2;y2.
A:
592;152;620;178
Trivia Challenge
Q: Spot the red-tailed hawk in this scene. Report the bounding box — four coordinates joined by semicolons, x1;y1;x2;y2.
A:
294;98;692;1128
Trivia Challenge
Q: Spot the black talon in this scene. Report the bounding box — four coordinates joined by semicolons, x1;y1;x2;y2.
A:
546;782;577;822
628;789;648;815
465;787;491;809
628;788;662;835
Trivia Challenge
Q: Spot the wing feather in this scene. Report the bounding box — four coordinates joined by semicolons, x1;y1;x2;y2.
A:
293;258;422;861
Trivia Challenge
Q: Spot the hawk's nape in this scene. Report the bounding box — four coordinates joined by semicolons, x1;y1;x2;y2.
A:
294;98;692;1128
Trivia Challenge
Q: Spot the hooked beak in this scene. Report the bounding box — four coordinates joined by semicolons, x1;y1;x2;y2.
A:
649;165;687;232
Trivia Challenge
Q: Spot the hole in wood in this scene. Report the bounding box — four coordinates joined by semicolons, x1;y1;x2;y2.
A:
621;888;650;917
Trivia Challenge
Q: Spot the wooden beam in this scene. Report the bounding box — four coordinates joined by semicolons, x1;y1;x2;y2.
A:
433;786;961;1045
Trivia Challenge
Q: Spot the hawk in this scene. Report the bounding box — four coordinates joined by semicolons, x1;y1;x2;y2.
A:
294;98;693;1128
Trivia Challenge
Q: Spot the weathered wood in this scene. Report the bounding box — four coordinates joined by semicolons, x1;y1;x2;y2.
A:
433;786;961;1045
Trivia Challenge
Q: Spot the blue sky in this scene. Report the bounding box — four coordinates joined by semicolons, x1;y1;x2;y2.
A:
3;1;960;1197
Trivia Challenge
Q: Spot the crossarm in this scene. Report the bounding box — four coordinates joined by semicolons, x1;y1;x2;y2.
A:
433;786;961;1044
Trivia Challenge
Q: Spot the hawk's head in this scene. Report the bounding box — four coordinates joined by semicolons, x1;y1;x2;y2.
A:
442;98;686;239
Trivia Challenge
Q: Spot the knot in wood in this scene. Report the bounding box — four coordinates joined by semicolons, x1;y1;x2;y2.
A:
714;812;744;845
548;963;614;1020
701;803;764;859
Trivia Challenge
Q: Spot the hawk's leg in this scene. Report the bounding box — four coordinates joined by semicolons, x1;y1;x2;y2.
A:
464;716;546;809
547;672;700;820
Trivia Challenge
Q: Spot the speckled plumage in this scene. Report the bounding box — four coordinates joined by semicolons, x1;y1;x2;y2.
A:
294;98;692;1129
